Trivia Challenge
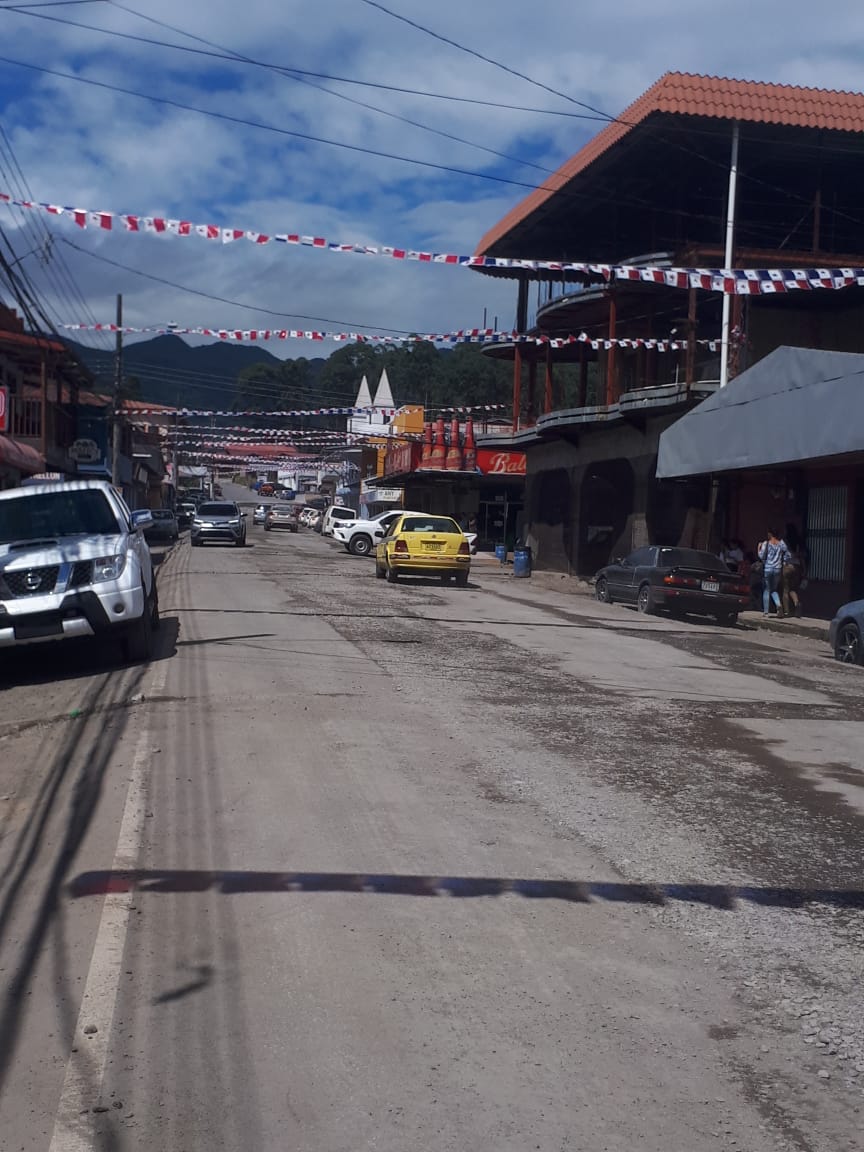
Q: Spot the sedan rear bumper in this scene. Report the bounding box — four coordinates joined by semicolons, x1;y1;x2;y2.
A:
655;588;749;615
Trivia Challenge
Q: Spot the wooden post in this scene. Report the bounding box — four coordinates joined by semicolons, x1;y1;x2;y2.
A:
578;344;588;407
40;354;48;463
813;186;822;252
512;344;522;432
685;284;697;390
605;290;618;406
544;343;554;413
527;357;537;424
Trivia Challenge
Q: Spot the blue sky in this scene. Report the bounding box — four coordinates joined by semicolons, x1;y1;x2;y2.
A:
1;0;863;360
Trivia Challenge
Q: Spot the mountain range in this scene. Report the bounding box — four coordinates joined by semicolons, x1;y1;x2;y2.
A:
65;334;324;410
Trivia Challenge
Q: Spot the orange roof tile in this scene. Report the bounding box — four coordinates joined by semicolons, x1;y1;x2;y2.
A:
476;71;864;256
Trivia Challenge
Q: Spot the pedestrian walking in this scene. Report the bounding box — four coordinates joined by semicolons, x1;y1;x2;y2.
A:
782;545;806;618
758;529;791;617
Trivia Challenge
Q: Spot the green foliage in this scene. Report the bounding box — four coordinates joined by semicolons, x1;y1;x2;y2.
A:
235;340;513;413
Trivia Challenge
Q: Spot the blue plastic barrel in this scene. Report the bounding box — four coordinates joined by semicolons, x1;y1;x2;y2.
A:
495;544;507;565
513;546;532;578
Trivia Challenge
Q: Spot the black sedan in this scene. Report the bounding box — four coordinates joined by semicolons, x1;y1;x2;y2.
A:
594;546;750;626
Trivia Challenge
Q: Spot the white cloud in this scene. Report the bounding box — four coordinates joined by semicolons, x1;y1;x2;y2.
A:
0;0;862;371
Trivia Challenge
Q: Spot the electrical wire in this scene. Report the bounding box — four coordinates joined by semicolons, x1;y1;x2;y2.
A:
3;3;558;177
0;118;114;351
60;238;422;333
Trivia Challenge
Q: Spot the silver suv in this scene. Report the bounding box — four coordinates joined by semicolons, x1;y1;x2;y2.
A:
190;501;247;547
0;480;159;661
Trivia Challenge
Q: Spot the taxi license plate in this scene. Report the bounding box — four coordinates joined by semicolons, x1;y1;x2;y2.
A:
701;580;720;593
424;541;444;551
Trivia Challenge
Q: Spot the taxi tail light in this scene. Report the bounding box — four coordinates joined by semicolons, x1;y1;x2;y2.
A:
663;573;699;587
394;540;409;554
458;541;470;556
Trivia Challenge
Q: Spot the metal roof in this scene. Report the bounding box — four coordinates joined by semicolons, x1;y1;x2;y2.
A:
657;346;864;478
476;72;864;258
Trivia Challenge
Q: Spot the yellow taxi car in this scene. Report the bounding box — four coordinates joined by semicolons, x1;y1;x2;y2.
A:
375;513;471;586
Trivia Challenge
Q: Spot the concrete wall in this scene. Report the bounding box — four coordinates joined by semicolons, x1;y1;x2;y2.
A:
524;413;711;576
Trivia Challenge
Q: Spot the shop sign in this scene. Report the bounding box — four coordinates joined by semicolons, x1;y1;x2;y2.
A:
0;386;7;433
364;486;403;502
477;449;527;476
69;437;101;463
385;442;419;476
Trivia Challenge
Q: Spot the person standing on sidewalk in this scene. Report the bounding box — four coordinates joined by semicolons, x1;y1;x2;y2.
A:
758;529;791;618
782;544;807;618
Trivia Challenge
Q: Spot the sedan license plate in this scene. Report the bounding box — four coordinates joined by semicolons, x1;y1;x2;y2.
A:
701;580;720;593
423;541;444;551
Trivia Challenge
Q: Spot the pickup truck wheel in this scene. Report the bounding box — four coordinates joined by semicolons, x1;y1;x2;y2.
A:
349;534;373;557
124;587;154;662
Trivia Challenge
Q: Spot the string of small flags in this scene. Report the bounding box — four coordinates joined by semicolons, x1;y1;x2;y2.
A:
5;192;863;295
129;403;508;418
61;321;722;351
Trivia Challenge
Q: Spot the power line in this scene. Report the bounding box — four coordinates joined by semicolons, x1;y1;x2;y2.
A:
0;118;113;351
0;52;571;194
358;0;864;233
1;3;607;120
3;3;557;177
60;238;418;333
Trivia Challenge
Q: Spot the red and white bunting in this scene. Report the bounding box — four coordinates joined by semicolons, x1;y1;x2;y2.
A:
63;322;718;352
6;191;864;295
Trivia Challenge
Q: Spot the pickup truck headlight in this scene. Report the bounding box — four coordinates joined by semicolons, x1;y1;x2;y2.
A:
92;554;127;582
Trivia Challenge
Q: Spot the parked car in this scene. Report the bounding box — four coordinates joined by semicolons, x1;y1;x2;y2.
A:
176;501;197;527
307;509;323;532
321;505;358;538
829;599;864;664
144;509;179;543
375;513;471;585
190;501;247;548
264;506;299;533
0;480;159;661
252;504;269;525
333;510;404;556
594;545;750;626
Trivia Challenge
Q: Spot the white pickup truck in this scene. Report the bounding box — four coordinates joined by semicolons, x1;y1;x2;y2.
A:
0;480;159;661
332;510;404;555
333;510;478;557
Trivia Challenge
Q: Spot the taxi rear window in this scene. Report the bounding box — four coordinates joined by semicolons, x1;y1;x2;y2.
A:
400;517;459;534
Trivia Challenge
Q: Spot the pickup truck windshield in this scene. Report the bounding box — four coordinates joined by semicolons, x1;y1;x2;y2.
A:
0;489;120;544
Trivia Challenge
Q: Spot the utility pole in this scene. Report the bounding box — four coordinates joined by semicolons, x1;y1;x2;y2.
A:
111;293;123;491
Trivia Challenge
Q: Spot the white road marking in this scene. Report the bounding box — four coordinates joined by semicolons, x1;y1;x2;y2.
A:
47;656;168;1151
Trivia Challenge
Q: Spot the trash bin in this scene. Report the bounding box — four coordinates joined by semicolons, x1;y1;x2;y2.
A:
495;544;507;565
513;546;532;578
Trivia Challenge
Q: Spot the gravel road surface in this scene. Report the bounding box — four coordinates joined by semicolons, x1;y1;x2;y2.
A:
1;484;862;1152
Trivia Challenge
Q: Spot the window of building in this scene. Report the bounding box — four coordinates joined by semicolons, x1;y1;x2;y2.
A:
806;486;847;582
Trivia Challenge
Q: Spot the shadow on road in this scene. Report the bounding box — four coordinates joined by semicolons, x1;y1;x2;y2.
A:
67;869;864;910
0;662;148;1150
0;618;180;689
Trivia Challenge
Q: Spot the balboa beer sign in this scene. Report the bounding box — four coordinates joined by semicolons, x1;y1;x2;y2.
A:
476;449;527;476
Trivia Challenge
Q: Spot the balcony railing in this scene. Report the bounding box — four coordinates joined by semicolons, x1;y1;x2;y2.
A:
8;397;76;455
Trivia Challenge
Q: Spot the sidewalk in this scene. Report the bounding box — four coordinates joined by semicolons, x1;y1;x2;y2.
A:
475;554;831;642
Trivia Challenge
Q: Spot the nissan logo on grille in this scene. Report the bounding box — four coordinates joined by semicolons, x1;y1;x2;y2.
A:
24;571;43;592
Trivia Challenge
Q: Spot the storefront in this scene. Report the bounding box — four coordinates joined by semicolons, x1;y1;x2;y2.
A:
658;346;864;617
381;440;526;551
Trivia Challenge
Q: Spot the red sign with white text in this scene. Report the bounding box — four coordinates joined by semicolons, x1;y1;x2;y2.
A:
476;449;527;476
384;441;420;476
0;387;7;434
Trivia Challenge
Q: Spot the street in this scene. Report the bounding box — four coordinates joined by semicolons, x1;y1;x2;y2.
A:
1;484;863;1152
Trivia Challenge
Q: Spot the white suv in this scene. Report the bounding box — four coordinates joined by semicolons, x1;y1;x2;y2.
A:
0;480;159;661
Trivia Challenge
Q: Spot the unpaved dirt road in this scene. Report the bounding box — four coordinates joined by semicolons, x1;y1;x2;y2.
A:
1;487;862;1152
